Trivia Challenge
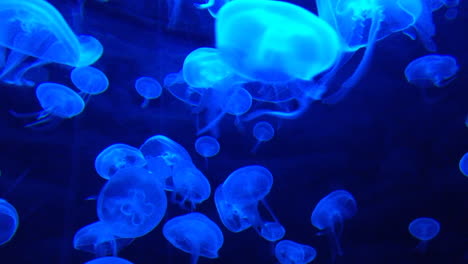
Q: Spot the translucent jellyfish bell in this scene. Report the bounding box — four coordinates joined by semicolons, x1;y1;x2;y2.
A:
163;212;224;264
408;217;440;253
71;66;109;100
134;76;163;108
275;240;317;264
97;167;167;238
84;256;133;264
171;165;211;210
459;152;468;177
195;136;220;158
311;190;357;258
94;143;147;180
0;199;19;246
252;121;275;153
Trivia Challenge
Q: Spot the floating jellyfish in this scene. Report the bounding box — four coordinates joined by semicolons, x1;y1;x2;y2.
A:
71;66;109;100
275;240;317;264
164;71;203;107
195;0;229;17
195;136;220;158
252;121;275;153
73;221;133;257
10;82;85;128
97;167;167;238
170;165;211;210
408;217;440;252
94;143;147;180
311;190;357;259
84;256;133;264
0;199;19;246
163;212;224;264
459;152;468;177
0;0;103;86
134;76;163;108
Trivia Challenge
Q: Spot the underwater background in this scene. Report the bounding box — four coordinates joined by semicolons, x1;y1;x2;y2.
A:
0;0;467;263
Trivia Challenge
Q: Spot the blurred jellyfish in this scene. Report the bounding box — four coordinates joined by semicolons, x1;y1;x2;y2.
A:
10;82;85;128
252;121;275;153
134;76;162;108
311;190;357;259
275;240;317;264
459;152;468;177
71;66;109;101
408;217;440;252
0;0;103;86
195;136;220;158
194;0;229;17
73;221;133;257
0;199;19;246
84;256;133;264
163;212;224;264
170;165;211;210
94;144;147;180
97;167;167;238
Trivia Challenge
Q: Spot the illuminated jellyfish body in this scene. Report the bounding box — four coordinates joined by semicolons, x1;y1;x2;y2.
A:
135;76;162;108
430;0;460;20
84;256;133;264
71;66;109;101
73;221;133;257
97;167;167;238
11;82;85;128
0;0;103;86
408;217;440;253
459;152;468;177
311;190;357;259
275;240;317;264
195;136;220;158
215;165;285;241
252;121;274;153
94;143;147;180
163;212;224;264
170;165;211;210
0;199;19;246
195;0;230;18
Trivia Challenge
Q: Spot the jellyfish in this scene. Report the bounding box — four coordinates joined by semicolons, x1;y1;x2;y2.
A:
0;199;19;246
134;76;162;108
311;190;357;259
195;136;220;158
84;256;133;264
164;71;203;107
71;66;109;101
73;221;133;257
459;152;468;177
97;167;167;238
275;240;317;264
10;82;85;128
163;212;224;264
170;164;211;210
408;217;440;252
194;0;229;18
252;121;275;153
0;0;103;86
94;144;147;180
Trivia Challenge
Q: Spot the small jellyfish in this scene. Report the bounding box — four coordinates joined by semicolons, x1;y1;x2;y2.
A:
71;66;109;101
459;152;468;177
311;190;357;259
170;164;211;210
275;240;317;264
0;199;19;245
252;121;275;153
408;217;440;252
94;143;147;180
84;256;133;264
163;212;224;264
10;82;85;128
134;76;163;108
195;136;220;158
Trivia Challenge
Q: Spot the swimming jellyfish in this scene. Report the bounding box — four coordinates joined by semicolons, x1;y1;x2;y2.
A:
252;121;275;153
459;152;468;177
0;199;19;245
134;76;163;108
163;212;224;264
275;240;317;264
408;217;440;252
71;66;109;100
170;165;211;210
195;136;220;158
84;256;133;264
94;143;147;180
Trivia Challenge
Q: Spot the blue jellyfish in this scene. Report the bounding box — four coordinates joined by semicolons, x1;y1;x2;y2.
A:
0;199;19;246
311;190;357;259
94;143;147;180
71;66;109;100
97;167;167;238
134;76;163;108
164;71;203;107
195;136;220;158
73;221;133;257
84;256;133;264
170;165;211;210
10;82;85;128
0;0;103;86
275;240;317;264
459;152;468;177
194;0;229;17
163;213;224;264
408;217;440;252
252;121;275;153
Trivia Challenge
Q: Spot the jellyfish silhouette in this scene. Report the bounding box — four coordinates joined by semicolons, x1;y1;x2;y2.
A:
94;143;147;180
459;152;468;177
311;190;357;259
252;121;275;153
408;217;440;253
163;212;224;264
170;164;211;210
84;256;133;264
195;136;220;158
71;66;109;101
10;82;85;128
73;221;133;257
275;240;317;264
97;167;167;238
0;0;103;86
134;76;162;108
0;199;19;246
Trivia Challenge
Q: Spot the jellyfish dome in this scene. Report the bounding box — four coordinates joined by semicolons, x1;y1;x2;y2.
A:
404;54;459;87
36;82;85;119
135;76;163;108
84;256;133;264
139;135;192;166
408;217;440;241
459;152;468;177
171;165;211;209
71;66;109;95
214;185;253;233
275;240;317;264
94;143;147;180
253;121;275;142
0;199;19;246
163;212;224;263
222;165;273;204
195;136;220;158
216;0;341;83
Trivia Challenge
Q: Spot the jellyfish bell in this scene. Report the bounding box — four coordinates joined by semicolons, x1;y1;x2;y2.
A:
408;217;440;253
0;198;19;246
275;240;317;264
195;136;220;158
94;143;147;180
71;66;109;101
134;76;162;108
251;121;275;153
171;164;211;210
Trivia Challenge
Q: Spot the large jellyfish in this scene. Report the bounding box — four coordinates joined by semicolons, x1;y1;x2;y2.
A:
163;212;224;264
0;0;103;86
84;256;133;264
275;240;317;264
311;190;357;259
408;217;440;252
94;143;147;180
0;199;19;246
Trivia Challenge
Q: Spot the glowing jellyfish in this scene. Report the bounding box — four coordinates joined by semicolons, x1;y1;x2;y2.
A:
71;66;109;100
94;144;147;180
195;136;220;158
163;213;224;264
252;121;275;152
0;0;103;86
0;199;19;246
164;71;203;107
73;221;133;257
84;257;133;264
311;190;357;258
11;82;85;127
459;152;468;177
275;240;317;264
170;165;211;210
97;167;167;238
408;217;440;252
135;76;162;108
